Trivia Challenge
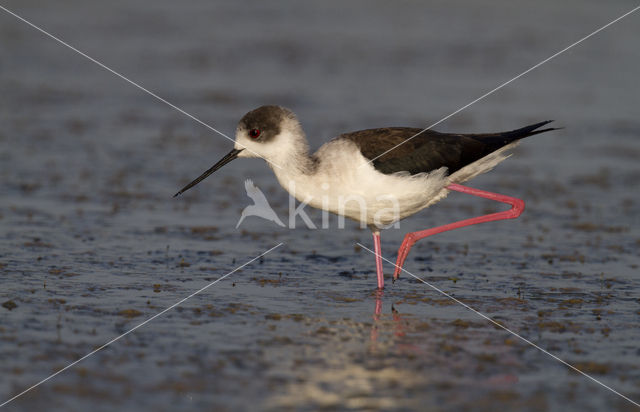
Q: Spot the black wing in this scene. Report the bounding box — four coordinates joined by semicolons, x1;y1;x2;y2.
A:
340;121;557;175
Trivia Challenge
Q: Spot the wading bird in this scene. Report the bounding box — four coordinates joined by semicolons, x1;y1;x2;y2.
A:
175;106;557;289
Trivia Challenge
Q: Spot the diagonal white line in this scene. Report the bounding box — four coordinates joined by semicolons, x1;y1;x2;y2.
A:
0;243;284;408
364;5;640;166
0;3;282;169
357;242;640;408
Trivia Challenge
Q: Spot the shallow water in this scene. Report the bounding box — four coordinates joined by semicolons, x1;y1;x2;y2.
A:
1;0;639;411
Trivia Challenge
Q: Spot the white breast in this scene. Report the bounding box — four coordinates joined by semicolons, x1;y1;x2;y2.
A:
273;139;451;228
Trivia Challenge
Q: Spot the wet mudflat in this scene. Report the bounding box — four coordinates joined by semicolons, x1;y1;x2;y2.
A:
1;1;639;411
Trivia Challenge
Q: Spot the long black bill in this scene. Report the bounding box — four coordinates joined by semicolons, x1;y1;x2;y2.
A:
174;148;243;197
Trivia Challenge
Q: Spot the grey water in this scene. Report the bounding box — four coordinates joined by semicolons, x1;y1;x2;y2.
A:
1;1;639;411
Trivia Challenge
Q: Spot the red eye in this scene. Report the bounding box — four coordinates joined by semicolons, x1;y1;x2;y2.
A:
249;128;261;138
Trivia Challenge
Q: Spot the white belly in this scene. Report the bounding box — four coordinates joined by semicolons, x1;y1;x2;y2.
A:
273;140;451;228
272;138;518;229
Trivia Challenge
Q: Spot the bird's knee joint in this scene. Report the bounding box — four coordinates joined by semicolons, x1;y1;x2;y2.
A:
508;198;525;218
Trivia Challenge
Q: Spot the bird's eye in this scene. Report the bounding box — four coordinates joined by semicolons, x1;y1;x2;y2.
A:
249;129;261;138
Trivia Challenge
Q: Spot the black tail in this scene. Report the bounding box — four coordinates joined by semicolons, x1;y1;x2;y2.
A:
502;120;559;139
469;120;560;148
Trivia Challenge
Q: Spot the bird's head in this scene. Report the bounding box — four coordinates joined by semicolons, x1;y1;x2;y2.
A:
174;105;306;197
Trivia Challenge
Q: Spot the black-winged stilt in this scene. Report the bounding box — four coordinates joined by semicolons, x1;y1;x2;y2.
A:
175;105;558;289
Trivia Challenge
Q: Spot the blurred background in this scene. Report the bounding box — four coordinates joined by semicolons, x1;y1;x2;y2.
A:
1;1;639;410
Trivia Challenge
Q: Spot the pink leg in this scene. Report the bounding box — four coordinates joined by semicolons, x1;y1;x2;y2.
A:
393;184;525;281
372;231;385;289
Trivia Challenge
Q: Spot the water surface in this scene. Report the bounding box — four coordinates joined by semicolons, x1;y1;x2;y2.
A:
1;1;639;410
